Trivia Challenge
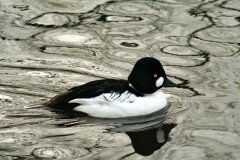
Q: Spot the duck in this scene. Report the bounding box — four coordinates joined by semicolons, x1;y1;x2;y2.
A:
45;57;176;118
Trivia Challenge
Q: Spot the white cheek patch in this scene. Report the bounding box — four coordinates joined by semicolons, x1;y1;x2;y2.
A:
156;77;164;87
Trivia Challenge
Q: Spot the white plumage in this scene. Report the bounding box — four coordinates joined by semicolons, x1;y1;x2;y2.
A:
69;90;167;118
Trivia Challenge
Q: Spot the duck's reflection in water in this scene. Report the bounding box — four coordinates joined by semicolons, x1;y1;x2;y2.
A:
126;123;177;156
56;117;178;156
52;105;183;156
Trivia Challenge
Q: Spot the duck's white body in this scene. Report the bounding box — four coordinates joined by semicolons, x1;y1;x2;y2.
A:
69;90;167;118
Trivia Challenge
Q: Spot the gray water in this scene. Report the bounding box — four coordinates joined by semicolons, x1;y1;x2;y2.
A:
0;0;240;159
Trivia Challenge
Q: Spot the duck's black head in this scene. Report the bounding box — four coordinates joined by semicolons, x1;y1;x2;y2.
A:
128;57;176;94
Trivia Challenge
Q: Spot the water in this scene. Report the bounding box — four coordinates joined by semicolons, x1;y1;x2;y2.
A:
0;0;239;159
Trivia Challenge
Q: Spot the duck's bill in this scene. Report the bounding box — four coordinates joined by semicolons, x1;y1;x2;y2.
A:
162;77;177;87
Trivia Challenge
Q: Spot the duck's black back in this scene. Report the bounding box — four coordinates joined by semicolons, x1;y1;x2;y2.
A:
45;79;143;112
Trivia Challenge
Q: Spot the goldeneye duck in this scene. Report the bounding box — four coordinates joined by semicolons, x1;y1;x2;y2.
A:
45;57;176;118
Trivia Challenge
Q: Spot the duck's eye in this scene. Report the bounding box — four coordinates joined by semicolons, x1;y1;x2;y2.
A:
153;74;158;78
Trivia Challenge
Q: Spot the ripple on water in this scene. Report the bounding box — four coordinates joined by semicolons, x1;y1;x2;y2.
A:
213;16;240;27
97;14;161;25
32;147;89;159
110;38;147;50
194;58;240;92
0;94;13;103
98;1;168;18
192;130;240;146
189;37;239;57
159;0;203;4
0;58;126;79
162;45;201;56
195;27;240;43
153;54;206;67
163;87;196;97
207;7;240;17
35;28;102;46
107;50;148;62
25;0;109;13
204;7;240;27
222;0;240;10
164;66;201;82
41;46;103;58
149;34;189;50
207;80;239;91
0;13;43;40
26;13;70;27
107;25;156;36
103;15;142;23
160;146;206;160
103;59;133;71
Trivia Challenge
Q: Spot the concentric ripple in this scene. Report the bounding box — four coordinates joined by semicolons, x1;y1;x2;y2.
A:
32;147;89;159
25;0;109;13
27;13;70;27
34;28;102;46
162;46;201;56
195;27;240;43
99;2;167;17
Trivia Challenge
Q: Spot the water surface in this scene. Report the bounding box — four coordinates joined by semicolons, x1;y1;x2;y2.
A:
0;0;240;159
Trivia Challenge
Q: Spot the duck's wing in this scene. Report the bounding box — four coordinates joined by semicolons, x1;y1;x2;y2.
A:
44;79;142;113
